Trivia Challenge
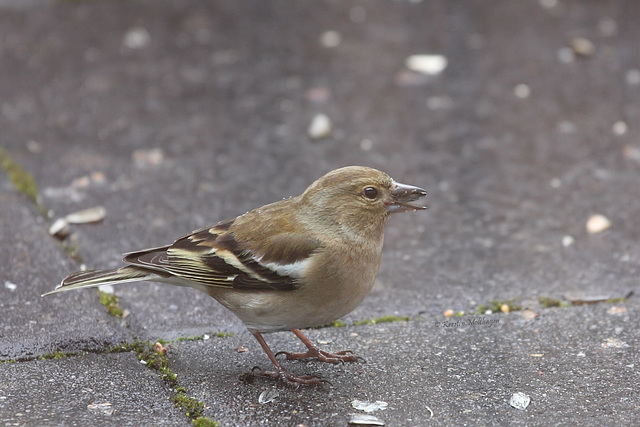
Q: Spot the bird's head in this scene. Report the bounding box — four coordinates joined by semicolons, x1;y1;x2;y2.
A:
299;166;427;239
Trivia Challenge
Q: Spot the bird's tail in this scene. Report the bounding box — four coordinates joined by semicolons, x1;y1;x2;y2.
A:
41;266;162;297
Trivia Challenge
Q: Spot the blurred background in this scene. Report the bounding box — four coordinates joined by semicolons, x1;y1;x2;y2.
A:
2;0;638;336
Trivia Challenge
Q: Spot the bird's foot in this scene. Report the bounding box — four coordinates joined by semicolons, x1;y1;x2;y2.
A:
250;366;328;387
276;348;360;364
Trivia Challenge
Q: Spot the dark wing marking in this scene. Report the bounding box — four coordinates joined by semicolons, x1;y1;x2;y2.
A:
122;221;321;291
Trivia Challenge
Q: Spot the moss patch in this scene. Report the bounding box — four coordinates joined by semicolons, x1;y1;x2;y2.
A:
110;340;213;422
474;300;522;315
176;335;204;342
539;296;565;308
353;315;410;326
312;320;347;329
39;351;68;360
0;147;38;202
192;417;219;427
98;291;124;318
173;388;205;420
0;146;47;216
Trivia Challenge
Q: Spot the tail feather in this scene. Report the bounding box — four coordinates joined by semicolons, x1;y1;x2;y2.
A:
42;266;164;297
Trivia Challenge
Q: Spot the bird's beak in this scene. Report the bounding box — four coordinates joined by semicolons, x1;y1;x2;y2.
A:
386;180;428;214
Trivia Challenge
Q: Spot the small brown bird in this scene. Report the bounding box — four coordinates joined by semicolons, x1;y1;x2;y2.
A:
43;166;427;385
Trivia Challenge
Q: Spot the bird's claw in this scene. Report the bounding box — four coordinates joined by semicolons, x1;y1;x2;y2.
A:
249;366;328;387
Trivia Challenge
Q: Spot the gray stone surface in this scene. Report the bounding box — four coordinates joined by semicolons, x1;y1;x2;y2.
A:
0;180;132;361
0;353;187;426
168;304;639;426
0;0;638;425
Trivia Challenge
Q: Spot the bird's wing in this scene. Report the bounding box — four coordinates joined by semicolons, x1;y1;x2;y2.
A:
123;219;321;291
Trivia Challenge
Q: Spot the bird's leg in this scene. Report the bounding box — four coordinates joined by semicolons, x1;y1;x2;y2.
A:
275;329;360;364
250;331;326;387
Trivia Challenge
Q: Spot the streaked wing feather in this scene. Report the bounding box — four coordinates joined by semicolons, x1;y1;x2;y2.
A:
121;220;321;292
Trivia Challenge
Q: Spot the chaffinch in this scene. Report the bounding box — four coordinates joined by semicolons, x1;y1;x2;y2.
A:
44;166;427;386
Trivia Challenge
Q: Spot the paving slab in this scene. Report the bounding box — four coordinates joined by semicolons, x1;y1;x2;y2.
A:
0;182;132;361
167;303;639;426
0;352;187;426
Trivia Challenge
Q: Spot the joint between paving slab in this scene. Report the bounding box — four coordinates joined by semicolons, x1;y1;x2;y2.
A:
0;146;48;218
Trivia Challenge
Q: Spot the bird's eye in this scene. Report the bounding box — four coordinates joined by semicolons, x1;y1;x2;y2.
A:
363;187;378;199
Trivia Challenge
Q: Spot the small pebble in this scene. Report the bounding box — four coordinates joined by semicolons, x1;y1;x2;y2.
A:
123;27;151;49
500;304;510;313
444;309;454;318
601;338;629;349
320;31;342;48
132;148;165;167
236;346;249;353
258;389;280;404
514;84;531;99
556;47;575;64
550;178;561;188
26;140;42;153
348;414;385;426
352;400;388;413
521;309;539;321
586;214;611;234
509;392;531;410
359;139;373;151
49;218;70;238
4;281;18;291
87;402;114;416
626;69;640;85
65;206;107;224
308;114;332;140
561;235;574;247
612;121;628;136
608;306;627;315
569;37;595;56
405;54;447;75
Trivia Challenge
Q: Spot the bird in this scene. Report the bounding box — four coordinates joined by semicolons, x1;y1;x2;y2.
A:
43;166;427;386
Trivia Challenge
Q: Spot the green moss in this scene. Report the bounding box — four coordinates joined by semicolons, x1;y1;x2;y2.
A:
192;417;219;427
111;340;213;422
98;291;124;318
0;147;38;202
312;320;347;329
177;335;204;342
0;146;47;216
474;300;522;315
173;391;205;420
539;296;564;308
214;332;233;338
39;351;67;360
1;359;17;364
354;315;410;326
